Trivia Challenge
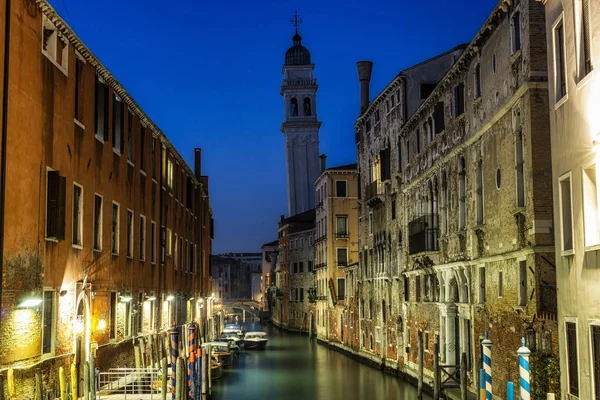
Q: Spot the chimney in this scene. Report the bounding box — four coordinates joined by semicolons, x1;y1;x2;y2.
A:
194;148;202;179
357;61;373;114
319;154;327;173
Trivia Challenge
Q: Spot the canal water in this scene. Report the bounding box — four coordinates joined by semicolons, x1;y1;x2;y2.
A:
211;323;430;400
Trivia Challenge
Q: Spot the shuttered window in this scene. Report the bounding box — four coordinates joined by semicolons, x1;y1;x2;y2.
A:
46;170;66;240
566;321;579;396
434;102;445;134
582;0;592;76
94;74;109;140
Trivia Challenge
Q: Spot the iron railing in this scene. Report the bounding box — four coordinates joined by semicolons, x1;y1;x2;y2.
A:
366;180;384;203
98;368;163;399
408;214;439;255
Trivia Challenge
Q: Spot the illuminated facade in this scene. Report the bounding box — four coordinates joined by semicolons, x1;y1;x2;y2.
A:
354;1;558;397
539;0;600;397
0;1;213;397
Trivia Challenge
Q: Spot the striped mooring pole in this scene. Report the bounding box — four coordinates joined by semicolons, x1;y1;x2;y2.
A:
169;327;179;400
507;382;515;400
479;369;485;400
482;332;492;400
517;337;531;400
188;323;196;399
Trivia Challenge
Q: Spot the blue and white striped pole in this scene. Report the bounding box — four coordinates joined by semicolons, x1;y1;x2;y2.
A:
507;382;515;400
481;333;492;400
517;337;531;400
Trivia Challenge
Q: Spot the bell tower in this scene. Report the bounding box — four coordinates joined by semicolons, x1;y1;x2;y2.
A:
281;12;321;216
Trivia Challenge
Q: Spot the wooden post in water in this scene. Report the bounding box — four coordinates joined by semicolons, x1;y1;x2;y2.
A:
89;354;96;400
433;336;440;400
7;368;15;400
174;357;182;400
59;366;67;400
417;331;424;399
70;362;77;400
161;357;168;400
460;352;467;400
35;368;43;400
83;361;90;400
201;349;208;400
140;337;147;369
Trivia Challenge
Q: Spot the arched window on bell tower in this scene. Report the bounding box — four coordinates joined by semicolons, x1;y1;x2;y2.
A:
290;98;299;116
303;97;312;116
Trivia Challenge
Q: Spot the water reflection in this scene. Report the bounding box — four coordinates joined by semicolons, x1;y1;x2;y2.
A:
212;323;430;400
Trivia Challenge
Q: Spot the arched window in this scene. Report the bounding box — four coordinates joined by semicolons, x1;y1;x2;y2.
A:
303;97;312;116
290;98;298;116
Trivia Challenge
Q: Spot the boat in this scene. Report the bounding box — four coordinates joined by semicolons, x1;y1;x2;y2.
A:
243;332;268;350
222;327;244;339
220;331;244;346
215;337;241;354
210;356;223;381
206;341;234;367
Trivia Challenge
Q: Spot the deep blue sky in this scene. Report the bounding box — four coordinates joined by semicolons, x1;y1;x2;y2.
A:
50;0;497;253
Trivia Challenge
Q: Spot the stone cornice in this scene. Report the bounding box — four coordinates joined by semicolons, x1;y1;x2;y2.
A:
354;79;402;129
35;0;207;196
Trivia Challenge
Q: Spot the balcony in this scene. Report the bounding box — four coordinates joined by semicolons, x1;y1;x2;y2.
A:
408;214;439;255
282;78;317;87
366;180;385;207
335;232;349;239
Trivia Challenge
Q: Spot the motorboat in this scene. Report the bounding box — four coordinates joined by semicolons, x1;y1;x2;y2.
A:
215;337;241;354
206;341;234;367
225;323;246;334
243;332;268;350
222;327;244;339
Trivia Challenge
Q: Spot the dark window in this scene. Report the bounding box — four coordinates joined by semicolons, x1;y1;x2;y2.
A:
186;177;193;209
139;216;146;261
380;147;391;180
592;325;600;399
336;180;347;197
109;292;117;340
300;288;304;302
151;137;156;178
72;184;83;246
474;64;482;99
416;276;421;302
94;74;109;140
127;110;133;162
366;118;372;132
397;138;403;173
75;58;84;122
391;200;396;220
308;261;313;272
374;109;380;124
404;276;409;301
555;20;567;101
151;222;156;263
46;170;66;240
511;11;521;54
42;291;54;354
140;126;145;171
290;98;298;116
112;95;124;153
434;102;445;134
566;322;579;396
582;0;592;75
111;203;119;254
337;248;348;266
454;83;465;117
338;279;345;300
420;83;437;99
416;129;421;154
93;194;102;251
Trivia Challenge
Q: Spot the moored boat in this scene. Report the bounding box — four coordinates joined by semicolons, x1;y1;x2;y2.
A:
243;332;268;350
210;356;223;381
206;341;234;367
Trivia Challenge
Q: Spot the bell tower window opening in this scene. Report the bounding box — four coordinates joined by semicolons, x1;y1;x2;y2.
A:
303;97;312;116
291;98;299;116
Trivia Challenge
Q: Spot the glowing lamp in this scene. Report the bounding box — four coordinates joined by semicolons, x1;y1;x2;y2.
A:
146;296;156;301
19;298;42;308
120;296;133;302
96;319;107;331
189;297;194;301
75;317;84;334
166;295;174;301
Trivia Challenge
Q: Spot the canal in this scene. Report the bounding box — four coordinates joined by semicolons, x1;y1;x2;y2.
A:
211;323;430;400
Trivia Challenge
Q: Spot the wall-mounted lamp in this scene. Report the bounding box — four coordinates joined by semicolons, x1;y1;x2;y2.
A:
97;319;107;331
59;290;68;297
189;297;194;301
166;295;174;301
146;296;156;301
18;298;42;308
120;295;133;302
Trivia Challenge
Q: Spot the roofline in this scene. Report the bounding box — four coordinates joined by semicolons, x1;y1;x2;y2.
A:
354;44;468;128
36;0;207;195
399;0;508;136
315;164;357;185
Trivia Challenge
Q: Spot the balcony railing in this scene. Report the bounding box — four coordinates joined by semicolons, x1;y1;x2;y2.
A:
366;181;385;205
408;214;439;255
336;232;349;239
282;78;317;87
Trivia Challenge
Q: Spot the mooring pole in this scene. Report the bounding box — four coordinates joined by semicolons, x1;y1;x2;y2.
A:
433;336;440;400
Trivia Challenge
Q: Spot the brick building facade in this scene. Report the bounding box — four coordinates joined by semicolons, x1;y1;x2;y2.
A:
0;1;213;397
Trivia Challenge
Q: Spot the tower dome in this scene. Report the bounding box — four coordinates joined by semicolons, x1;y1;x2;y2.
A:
285;33;311;65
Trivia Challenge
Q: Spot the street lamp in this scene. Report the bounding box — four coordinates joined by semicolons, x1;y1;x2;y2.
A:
18;298;42;308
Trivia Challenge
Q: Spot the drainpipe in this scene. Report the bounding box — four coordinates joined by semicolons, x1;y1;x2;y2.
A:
0;0;12;328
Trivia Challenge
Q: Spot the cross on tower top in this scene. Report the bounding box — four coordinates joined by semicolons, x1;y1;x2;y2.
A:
290;11;302;34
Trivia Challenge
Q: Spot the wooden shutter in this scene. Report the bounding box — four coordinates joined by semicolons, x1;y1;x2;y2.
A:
57;175;66;240
46;171;59;238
